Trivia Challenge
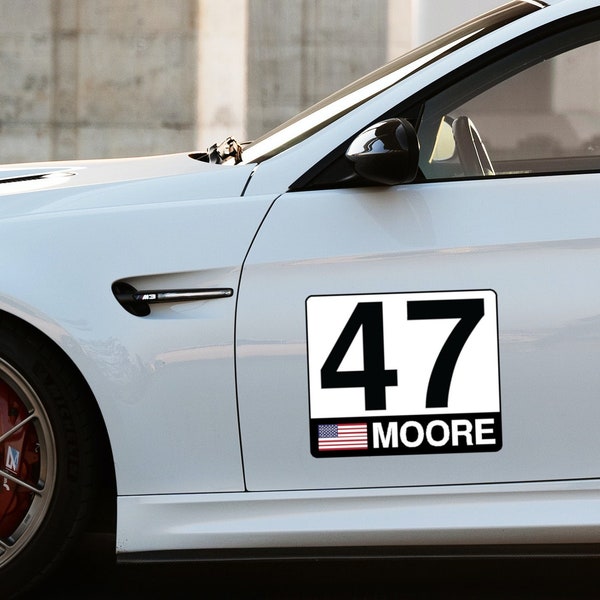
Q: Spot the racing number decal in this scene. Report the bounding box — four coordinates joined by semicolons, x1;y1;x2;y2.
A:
306;290;501;457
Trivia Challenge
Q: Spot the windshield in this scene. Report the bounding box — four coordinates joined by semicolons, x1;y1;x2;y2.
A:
241;0;543;164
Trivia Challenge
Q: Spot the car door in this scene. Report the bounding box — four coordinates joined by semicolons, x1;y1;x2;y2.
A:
235;12;600;492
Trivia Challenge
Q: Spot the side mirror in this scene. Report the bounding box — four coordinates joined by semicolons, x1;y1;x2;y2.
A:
346;118;419;185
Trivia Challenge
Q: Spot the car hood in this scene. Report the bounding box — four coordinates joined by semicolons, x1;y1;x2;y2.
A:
0;152;256;218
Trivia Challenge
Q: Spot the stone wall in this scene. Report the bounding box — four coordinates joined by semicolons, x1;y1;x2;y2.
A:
0;1;54;162
0;0;200;162
246;0;389;140
0;0;495;163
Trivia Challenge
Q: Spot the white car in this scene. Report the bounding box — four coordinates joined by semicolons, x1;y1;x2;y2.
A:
2;0;600;596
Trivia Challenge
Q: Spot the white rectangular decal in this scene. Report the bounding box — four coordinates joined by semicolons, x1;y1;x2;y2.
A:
306;290;501;457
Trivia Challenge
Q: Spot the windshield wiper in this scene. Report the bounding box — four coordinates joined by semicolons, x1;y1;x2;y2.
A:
189;136;252;165
206;137;245;164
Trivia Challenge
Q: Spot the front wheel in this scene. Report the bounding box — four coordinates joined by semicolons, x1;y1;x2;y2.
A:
0;316;99;599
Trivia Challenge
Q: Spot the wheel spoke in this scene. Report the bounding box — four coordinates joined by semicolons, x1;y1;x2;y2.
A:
0;467;43;495
0;360;52;569
0;411;36;445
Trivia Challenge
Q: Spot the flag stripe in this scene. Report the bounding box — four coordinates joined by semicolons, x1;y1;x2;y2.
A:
318;423;368;451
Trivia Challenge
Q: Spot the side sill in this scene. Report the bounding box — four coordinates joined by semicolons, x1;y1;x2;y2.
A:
118;543;600;565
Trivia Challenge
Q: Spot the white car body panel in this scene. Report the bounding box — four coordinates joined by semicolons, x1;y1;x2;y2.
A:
236;174;600;491
1;0;599;571
117;480;600;555
0;152;230;197
0;160;274;494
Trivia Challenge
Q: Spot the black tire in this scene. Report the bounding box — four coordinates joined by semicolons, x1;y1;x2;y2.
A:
0;315;99;599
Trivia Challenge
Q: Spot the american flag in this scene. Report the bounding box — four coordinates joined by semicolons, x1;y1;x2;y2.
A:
317;423;368;451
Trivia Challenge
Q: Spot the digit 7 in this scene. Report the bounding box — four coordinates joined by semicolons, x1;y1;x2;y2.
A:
407;298;484;408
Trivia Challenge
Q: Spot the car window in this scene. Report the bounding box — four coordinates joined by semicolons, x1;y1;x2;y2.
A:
418;19;600;180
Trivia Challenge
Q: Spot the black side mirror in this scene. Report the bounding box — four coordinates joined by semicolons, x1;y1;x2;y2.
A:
346;118;419;185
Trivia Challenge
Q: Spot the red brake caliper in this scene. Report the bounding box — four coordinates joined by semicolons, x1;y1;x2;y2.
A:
0;380;40;539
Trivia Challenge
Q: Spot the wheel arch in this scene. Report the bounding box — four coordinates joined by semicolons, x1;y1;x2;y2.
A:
0;308;117;534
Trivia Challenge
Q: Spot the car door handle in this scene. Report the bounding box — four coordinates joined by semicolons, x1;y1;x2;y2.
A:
112;282;233;316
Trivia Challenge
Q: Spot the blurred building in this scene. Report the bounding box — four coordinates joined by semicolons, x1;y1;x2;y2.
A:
0;0;501;163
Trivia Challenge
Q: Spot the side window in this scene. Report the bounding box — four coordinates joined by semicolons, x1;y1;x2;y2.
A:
418;28;600;180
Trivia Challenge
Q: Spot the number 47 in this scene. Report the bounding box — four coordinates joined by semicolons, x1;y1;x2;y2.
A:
320;299;484;411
